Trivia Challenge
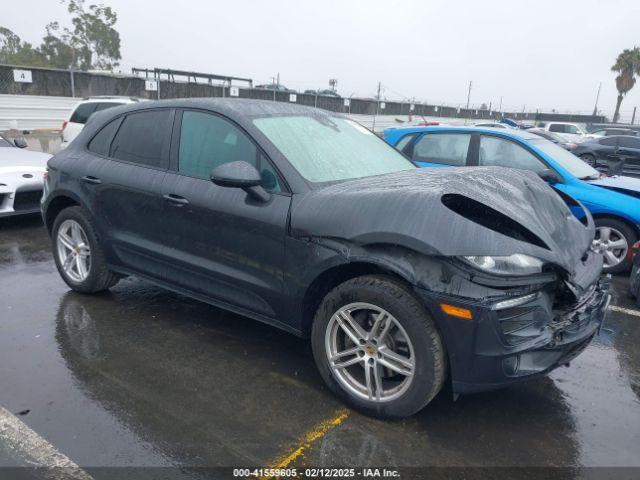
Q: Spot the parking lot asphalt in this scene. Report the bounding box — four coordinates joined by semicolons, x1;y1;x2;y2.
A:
1;215;639;477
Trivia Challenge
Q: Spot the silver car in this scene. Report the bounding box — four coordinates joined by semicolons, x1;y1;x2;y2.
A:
0;136;50;217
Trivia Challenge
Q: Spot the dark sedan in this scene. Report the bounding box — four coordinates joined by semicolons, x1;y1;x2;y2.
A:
42;99;608;418
573;135;640;176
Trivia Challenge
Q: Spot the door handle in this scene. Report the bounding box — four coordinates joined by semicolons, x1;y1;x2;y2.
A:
163;193;189;206
81;175;102;185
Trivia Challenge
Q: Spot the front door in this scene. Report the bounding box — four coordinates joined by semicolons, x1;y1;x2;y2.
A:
161;109;290;319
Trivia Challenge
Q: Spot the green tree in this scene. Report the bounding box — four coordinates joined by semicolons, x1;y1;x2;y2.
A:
611;47;640;123
0;0;121;71
0;27;48;67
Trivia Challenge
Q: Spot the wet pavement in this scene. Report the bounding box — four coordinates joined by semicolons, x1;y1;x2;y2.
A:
1;215;639;477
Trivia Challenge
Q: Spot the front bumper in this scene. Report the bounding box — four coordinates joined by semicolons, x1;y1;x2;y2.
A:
415;273;610;394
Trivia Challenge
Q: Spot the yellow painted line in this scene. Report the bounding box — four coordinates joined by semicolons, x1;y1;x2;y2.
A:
261;409;350;478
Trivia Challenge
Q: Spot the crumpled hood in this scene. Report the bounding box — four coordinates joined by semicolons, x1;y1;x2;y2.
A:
291;167;594;275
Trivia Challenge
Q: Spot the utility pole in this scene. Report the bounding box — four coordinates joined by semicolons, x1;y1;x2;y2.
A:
498;96;503;115
593;82;602;116
465;81;472;111
632;107;637;125
372;81;381;133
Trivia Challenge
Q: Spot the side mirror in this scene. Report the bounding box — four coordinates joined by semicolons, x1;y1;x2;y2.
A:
538;169;561;184
211;161;271;202
14;138;27;149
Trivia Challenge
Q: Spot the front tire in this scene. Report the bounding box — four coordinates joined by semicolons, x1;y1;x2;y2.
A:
52;206;120;293
594;218;636;273
311;275;446;419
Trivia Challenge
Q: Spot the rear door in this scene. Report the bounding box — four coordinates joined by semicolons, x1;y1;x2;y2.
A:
160;109;291;319
617;136;640;175
85;108;174;279
591;137;619;169
408;132;473;168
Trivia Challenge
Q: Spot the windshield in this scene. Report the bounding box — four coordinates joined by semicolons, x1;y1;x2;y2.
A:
529;138;600;179
253;116;415;183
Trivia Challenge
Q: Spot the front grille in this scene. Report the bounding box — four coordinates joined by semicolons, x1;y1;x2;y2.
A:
13;189;43;211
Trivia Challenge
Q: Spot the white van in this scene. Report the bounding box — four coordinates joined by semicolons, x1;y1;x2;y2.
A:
60;97;141;150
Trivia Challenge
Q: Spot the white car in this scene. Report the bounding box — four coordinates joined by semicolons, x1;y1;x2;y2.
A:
537;122;595;143
0;136;51;217
474;122;516;129
60;97;141;150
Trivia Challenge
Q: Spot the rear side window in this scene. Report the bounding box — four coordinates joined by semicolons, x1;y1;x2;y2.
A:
87;119;120;156
619;137;640;149
70;103;97;124
599;137;618;146
412;133;471;166
110;110;171;167
93;102;125;113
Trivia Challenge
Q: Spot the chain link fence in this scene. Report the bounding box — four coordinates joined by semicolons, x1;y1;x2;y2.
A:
0;63;608;125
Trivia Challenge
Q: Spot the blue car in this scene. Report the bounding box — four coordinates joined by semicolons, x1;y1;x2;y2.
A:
384;126;640;273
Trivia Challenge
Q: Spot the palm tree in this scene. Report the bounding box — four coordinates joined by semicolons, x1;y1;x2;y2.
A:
611;47;640;123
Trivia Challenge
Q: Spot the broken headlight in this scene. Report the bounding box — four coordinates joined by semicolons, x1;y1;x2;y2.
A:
462;254;545;276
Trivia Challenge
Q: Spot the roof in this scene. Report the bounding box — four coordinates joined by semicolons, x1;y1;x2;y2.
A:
384;125;541;141
96;97;332;120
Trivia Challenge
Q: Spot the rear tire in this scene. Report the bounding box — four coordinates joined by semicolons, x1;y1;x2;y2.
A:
593;217;636;274
52;206;120;293
311;275;446;419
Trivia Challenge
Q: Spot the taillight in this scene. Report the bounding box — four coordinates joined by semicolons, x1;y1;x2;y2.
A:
43;169;49;181
628;241;640;263
61;120;68;131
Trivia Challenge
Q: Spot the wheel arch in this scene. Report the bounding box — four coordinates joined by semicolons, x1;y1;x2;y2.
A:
44;193;82;234
299;261;410;338
591;212;640;238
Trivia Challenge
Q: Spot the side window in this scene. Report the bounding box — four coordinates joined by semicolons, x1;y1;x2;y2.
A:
110;110;171;167
619;137;640;149
548;124;566;133
93;102;125;113
87;118;120;156
600;137;618;147
70;103;97;124
178;110;281;192
412;133;471;166
479;136;547;172
394;133;415;153
565;125;579;134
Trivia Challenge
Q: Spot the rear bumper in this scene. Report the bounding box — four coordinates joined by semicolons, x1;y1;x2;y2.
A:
415;276;610;394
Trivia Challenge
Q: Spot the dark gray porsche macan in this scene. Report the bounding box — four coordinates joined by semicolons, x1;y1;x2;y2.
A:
42;99;610;418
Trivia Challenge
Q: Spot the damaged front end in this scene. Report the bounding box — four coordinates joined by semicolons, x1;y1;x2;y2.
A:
415;248;610;393
292;167;610;393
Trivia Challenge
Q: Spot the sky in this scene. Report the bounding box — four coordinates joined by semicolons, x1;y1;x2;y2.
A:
3;0;640;121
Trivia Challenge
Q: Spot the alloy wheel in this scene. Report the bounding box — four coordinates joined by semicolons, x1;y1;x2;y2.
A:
593;226;628;268
325;302;415;403
57;219;92;282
